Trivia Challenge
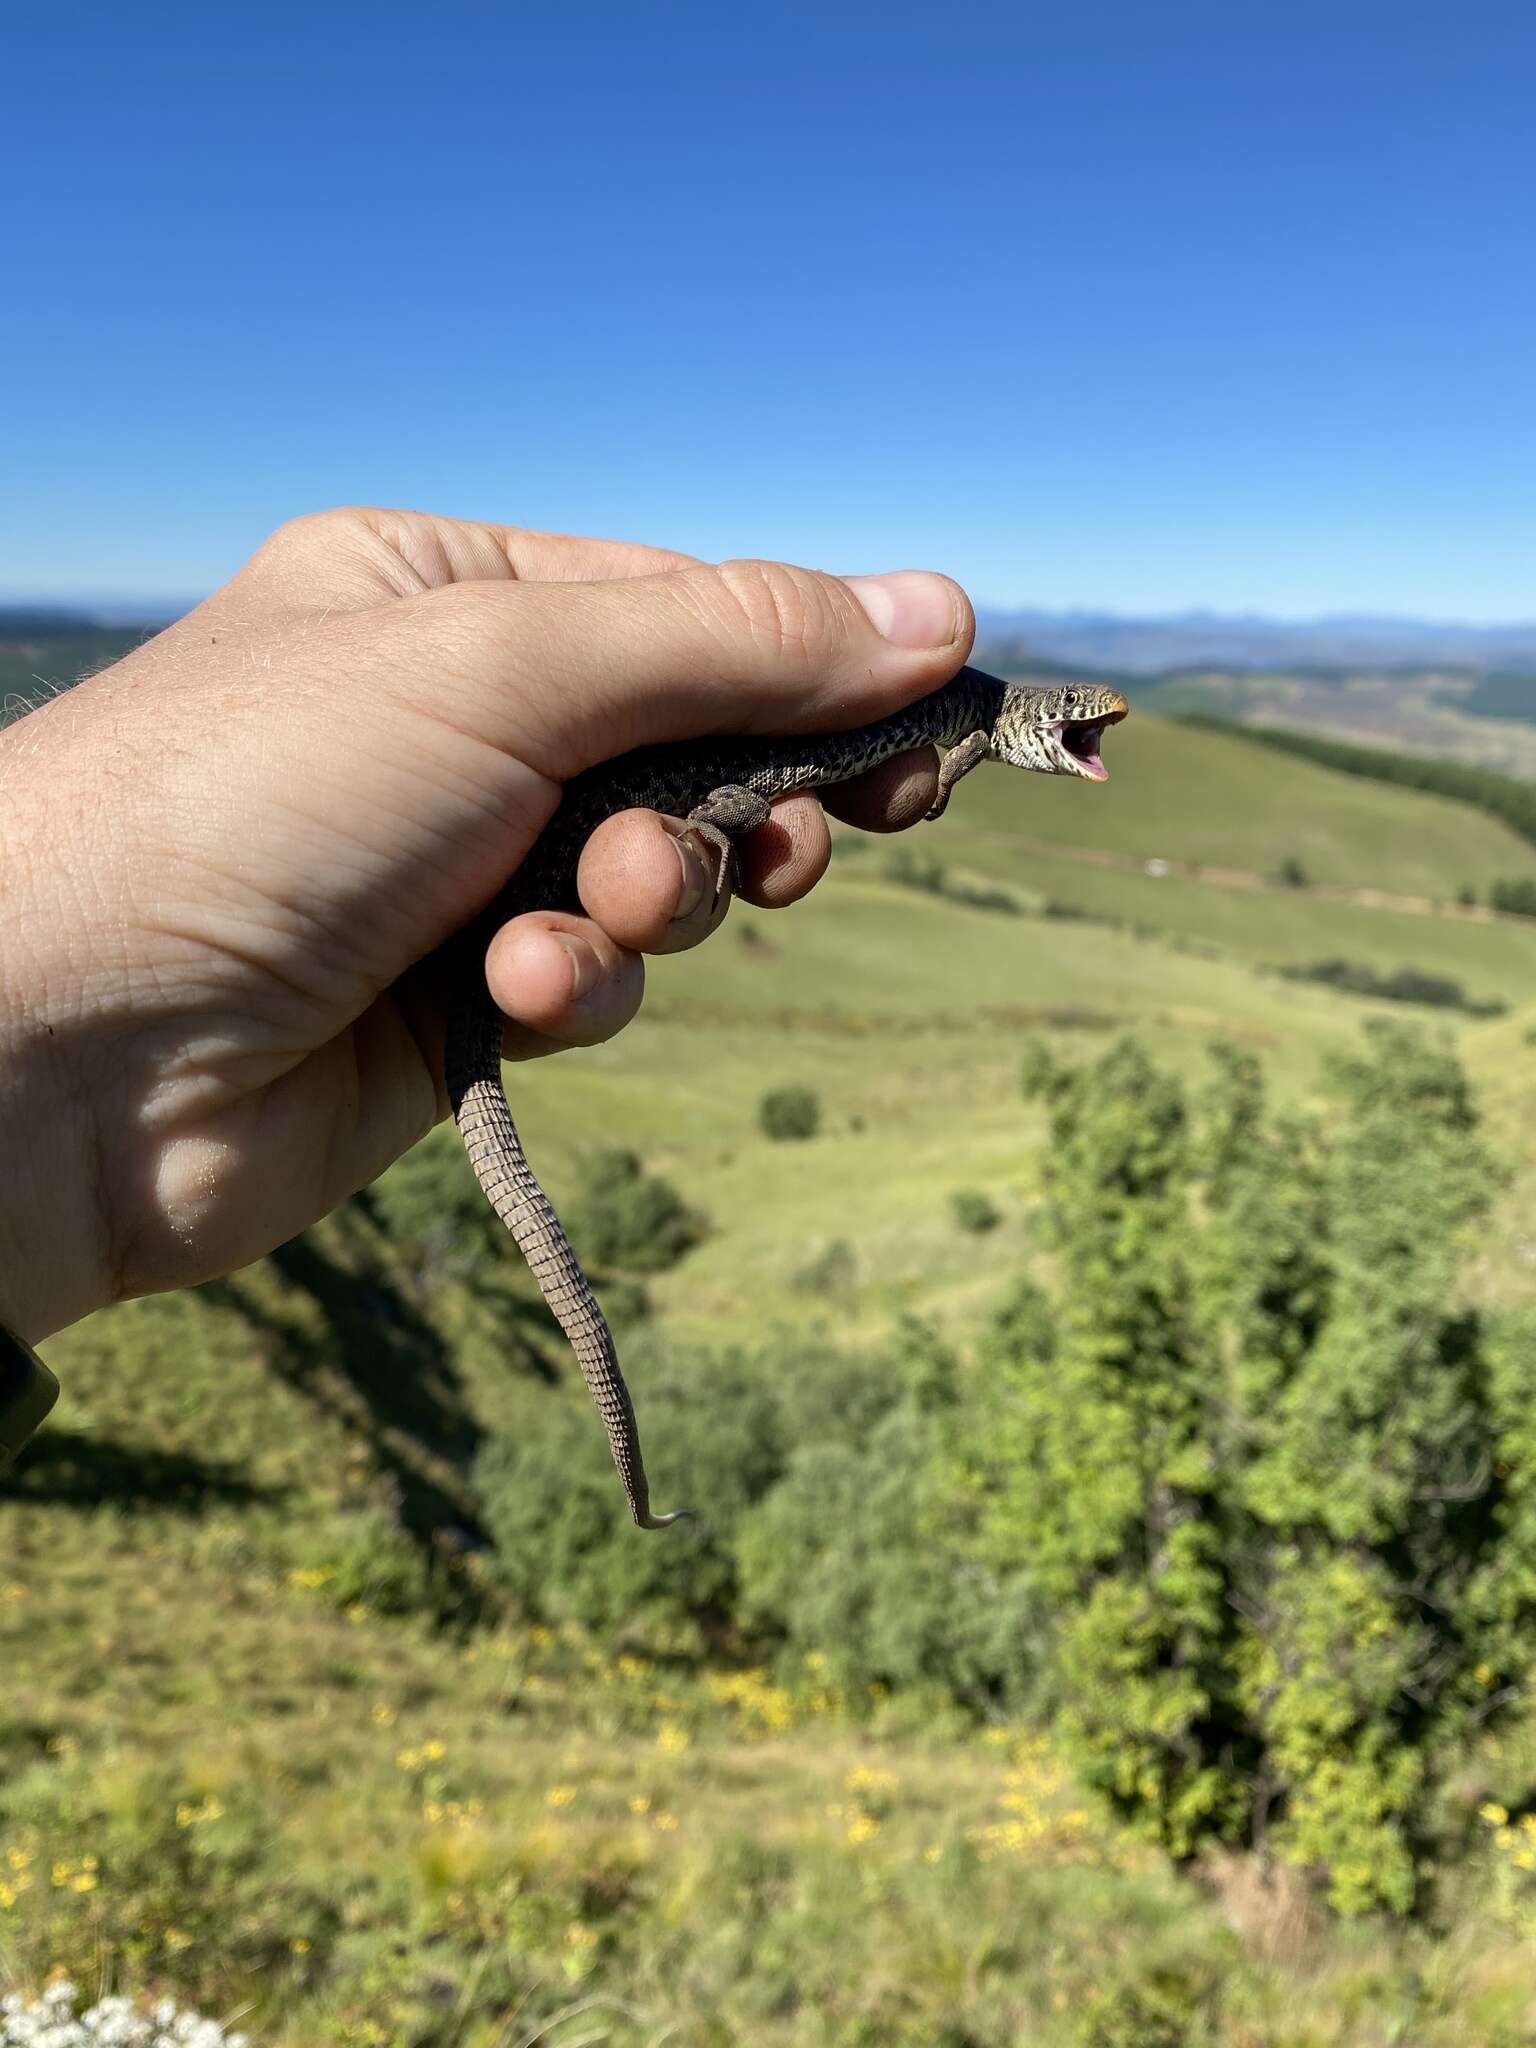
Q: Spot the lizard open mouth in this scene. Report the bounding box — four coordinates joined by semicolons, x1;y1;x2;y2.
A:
1052;704;1128;782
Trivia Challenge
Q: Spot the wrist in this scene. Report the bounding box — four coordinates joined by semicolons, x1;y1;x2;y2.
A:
0;788;114;1344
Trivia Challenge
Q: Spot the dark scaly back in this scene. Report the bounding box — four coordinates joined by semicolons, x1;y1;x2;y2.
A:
507;666;1009;914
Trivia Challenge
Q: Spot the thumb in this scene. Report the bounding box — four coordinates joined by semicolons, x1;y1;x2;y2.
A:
370;556;974;782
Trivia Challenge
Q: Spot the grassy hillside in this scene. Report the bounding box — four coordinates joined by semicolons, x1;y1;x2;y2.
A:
954;709;1536;892
1118;662;1536;779
9;710;1536;2041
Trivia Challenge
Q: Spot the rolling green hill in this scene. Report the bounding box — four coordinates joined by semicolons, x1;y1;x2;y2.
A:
955;708;1536;892
1114;661;1536;779
9;707;1536;2042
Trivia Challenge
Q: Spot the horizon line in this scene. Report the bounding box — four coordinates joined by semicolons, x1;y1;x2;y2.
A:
9;591;1536;638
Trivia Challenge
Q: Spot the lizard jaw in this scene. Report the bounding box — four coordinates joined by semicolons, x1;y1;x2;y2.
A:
1047;704;1127;781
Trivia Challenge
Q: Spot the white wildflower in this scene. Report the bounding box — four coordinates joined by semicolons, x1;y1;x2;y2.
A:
0;1981;249;2047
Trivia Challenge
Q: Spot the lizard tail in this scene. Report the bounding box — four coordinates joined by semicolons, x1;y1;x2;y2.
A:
446;986;689;1532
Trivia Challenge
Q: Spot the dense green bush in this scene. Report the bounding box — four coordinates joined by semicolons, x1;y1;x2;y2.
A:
1275;956;1505;1016
567;1148;705;1274
473;1330;915;1654
1490;875;1536;918
951;1189;1001;1234
473;1345;788;1642
738;1402;1037;1706
979;1025;1513;1913
370;1127;506;1279
758;1086;822;1141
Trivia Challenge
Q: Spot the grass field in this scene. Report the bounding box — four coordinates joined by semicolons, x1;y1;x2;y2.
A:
9;711;1536;2042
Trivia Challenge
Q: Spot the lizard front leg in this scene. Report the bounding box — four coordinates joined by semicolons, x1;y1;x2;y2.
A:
925;730;990;821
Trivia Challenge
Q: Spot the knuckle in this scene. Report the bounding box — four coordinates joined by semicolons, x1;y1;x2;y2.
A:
710;559;844;672
260;506;373;558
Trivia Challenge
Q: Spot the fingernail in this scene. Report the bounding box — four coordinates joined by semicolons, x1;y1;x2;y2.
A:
672;835;709;921
843;570;959;649
555;934;601;1001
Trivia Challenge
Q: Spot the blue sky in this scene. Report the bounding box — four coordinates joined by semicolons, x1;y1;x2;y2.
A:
5;0;1535;618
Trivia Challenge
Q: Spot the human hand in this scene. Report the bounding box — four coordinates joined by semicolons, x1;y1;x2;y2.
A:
0;508;972;1342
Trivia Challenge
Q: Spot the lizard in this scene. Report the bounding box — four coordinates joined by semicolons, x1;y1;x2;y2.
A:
445;663;1128;1529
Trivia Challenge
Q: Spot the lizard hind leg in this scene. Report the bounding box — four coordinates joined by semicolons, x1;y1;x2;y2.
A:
685;784;773;908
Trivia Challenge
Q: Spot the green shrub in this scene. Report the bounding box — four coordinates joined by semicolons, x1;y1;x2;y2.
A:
791;1238;857;1299
984;1026;1512;1912
1275;956;1505;1017
473;1346;787;1642
886;845;948;894
370;1126;503;1278
759;1086;822;1141
951;1189;1001;1234
738;1404;1037;1706
1491;876;1536;918
567;1148;705;1274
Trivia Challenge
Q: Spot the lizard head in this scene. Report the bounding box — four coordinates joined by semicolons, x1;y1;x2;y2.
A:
988;681;1130;781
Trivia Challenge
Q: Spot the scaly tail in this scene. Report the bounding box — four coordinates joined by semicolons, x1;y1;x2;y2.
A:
446;983;687;1530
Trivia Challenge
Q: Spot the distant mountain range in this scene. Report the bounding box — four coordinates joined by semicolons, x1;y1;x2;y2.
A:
0;602;181;635
7;602;1536;782
976;609;1536;676
11;602;1536;678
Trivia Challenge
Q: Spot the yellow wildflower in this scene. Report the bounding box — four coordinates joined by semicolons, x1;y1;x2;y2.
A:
371;1703;397;1728
653;1810;680;1831
175;1797;224;1827
628;1795;651;1815
1481;1802;1510;1826
846;1812;881;1845
291;1937;311;1954
845;1764;900;1797
546;1785;577;1808
656;1721;690;1755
